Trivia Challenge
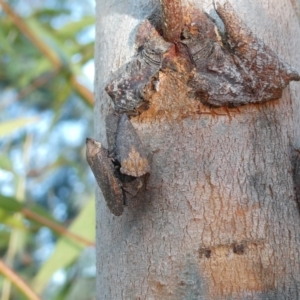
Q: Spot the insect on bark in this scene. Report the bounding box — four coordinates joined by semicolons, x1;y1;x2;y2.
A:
86;115;150;216
86;138;124;216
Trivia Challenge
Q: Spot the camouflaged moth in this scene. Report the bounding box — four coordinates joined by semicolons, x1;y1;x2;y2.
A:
86;114;150;216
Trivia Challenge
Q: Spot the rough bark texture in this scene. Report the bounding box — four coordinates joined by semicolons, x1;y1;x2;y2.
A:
95;0;300;299
159;0;183;42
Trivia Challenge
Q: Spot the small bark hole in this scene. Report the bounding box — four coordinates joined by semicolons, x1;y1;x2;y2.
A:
233;243;245;255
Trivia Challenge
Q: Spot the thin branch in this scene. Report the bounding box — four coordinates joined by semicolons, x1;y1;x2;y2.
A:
0;0;60;67
0;259;41;300
22;208;95;247
17;69;60;100
71;77;94;106
0;0;94;106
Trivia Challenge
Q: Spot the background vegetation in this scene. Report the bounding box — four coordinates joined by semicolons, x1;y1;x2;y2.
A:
0;0;95;299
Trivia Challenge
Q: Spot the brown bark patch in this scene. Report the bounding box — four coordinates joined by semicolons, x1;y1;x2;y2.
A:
199;241;284;298
135;69;236;123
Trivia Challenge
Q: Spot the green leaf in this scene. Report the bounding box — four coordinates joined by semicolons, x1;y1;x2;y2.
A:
0;27;14;53
0;195;23;212
56;16;95;39
26;17;70;65
0;194;64;231
18;59;53;88
0;117;39;139
0;155;13;172
0;208;26;230
32;8;70;20
32;198;95;293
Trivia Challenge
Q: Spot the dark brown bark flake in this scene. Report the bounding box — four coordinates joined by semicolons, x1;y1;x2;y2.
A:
86;138;124;216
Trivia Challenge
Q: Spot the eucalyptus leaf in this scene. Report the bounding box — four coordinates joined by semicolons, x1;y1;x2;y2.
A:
33;198;95;293
0;117;39;139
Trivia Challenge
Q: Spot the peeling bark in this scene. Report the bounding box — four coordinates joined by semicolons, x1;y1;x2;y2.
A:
159;0;183;42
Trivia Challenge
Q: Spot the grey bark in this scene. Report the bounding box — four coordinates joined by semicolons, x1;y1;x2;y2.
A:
95;0;300;299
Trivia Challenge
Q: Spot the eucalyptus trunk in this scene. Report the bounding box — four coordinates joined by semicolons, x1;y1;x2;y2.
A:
94;0;300;298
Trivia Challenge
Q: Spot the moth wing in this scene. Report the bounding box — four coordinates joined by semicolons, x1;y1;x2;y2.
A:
104;26;171;115
215;2;299;96
105;113;120;154
105;56;157;114
86;138;124;216
116;114;150;177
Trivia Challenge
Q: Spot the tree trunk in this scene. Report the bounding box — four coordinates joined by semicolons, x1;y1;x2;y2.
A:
94;0;300;298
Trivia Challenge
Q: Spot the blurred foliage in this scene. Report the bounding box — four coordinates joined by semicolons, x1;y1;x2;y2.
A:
0;0;95;299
